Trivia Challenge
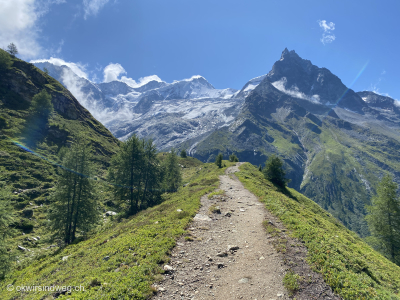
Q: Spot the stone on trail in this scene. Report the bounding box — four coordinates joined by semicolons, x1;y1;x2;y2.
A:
163;265;174;272
227;245;239;251
193;214;212;221
238;277;249;283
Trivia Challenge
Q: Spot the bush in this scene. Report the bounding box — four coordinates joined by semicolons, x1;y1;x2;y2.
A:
180;149;187;158
0;49;12;70
0;116;8;129
229;153;239;162
18;219;34;231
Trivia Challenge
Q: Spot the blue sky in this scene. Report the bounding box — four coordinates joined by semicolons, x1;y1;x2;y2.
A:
1;0;400;99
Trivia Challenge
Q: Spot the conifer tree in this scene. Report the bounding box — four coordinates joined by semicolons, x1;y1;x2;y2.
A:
180;149;187;158
0;185;15;279
215;153;223;168
366;174;400;264
263;154;289;187
49;139;100;245
163;149;182;192
138;139;163;208
109;135;142;215
108;135;163;214
31;89;54;118
6;43;18;56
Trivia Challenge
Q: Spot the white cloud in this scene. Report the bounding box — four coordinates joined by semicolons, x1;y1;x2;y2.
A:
318;20;335;32
120;75;163;88
318;20;336;45
83;0;111;19
128;75;163;87
103;62;163;87
103;63;126;82
30;57;89;79
0;0;65;59
321;34;336;44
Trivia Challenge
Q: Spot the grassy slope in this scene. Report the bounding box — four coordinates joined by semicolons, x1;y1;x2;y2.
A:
0;161;234;300
0;51;120;249
237;163;400;300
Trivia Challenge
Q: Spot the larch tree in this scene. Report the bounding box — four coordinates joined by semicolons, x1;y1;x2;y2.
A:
108;135;163;215
31;89;54;119
215;153;223;168
366;174;400;264
49;139;100;245
163;149;182;192
6;43;18;56
263;154;289;188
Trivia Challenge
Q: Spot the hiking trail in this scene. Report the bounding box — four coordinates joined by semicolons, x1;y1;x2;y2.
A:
152;163;340;300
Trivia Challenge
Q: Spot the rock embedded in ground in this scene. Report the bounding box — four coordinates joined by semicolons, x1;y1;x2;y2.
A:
238;277;249;283
227;245;239;251
163;265;174;272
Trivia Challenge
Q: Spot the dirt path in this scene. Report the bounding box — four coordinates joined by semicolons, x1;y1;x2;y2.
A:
152;164;289;300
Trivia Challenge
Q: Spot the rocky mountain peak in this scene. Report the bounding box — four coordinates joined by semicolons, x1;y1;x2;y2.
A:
280;48;300;61
265;49;367;113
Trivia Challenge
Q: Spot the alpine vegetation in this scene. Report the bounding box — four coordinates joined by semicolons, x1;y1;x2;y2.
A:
0;185;16;279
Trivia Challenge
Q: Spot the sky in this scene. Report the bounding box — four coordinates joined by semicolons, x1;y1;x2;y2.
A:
1;0;400;99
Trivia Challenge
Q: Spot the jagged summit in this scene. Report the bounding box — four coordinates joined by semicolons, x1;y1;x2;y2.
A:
280;48;301;61
264;48;367;113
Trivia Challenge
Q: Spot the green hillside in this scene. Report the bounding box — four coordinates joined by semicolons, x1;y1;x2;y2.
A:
0;49;120;248
0;161;399;299
237;163;400;300
0;161;230;300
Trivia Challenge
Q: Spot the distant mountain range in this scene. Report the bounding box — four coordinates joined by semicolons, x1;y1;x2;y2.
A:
34;49;400;236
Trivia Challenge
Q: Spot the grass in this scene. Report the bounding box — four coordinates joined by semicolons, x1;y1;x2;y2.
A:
0;162;231;300
237;163;400;300
0;54;121;254
207;189;224;199
283;270;301;296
